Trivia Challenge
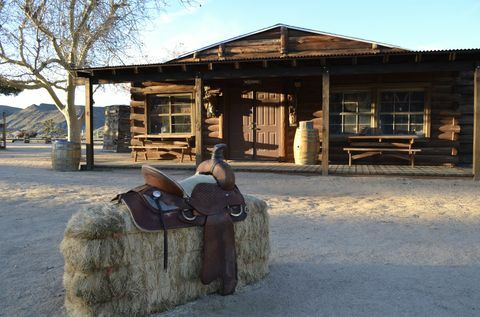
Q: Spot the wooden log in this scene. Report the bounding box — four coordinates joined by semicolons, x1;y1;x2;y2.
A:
207;124;220;132
130;126;146;134
130;100;144;108
205;117;220;125
437;132;459;141
131;84;193;94
130;113;144;121
438;124;461;133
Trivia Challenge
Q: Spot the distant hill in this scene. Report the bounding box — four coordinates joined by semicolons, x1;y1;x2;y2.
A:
5;103;105;134
0;105;22;116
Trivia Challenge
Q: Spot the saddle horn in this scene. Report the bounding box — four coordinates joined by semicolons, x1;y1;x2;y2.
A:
196;144;235;191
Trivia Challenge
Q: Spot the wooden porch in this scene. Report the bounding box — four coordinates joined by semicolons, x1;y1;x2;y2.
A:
92;149;472;177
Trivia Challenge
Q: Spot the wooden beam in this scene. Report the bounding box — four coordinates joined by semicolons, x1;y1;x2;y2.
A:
262;60;268;68
279;94;287;161
80;61;475;83
234;62;240;70
85;77;94;170
280;26;288;56
218;44;225;59
181;64;187;72
195;76;204;166
208;63;213;71
322;70;330;176
474;67;480;180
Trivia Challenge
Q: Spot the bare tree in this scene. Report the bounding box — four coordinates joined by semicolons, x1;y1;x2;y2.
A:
0;0;194;142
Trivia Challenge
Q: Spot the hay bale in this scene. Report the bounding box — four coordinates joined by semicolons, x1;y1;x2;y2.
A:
60;195;270;317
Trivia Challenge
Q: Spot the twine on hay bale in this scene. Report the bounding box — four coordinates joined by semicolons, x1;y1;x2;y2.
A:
60;195;270;317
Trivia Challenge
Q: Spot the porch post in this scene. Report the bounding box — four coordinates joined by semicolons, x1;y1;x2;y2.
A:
85;77;94;170
195;75;204;166
474;66;480;180
322;69;330;176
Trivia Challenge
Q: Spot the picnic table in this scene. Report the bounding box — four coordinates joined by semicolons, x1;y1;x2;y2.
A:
344;135;421;167
130;134;194;162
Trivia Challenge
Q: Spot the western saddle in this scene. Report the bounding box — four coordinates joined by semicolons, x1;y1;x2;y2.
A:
115;144;248;295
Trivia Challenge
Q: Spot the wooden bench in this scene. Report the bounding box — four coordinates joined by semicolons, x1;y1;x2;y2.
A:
129;142;193;162
343;147;422;167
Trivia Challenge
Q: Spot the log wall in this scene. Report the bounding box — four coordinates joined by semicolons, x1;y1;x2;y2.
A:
129;82;197;160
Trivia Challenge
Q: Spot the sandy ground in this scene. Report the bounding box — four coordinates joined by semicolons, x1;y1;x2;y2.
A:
1;144;480;317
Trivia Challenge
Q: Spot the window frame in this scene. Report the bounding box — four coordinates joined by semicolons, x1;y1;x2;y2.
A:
146;93;194;136
330;90;375;134
329;84;431;137
377;88;429;136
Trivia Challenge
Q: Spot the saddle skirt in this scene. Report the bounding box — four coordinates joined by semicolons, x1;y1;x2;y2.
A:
116;148;247;295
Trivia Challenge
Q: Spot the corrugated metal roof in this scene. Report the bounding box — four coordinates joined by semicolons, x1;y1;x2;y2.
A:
76;48;480;72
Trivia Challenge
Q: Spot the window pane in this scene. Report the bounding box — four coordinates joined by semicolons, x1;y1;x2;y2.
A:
380;114;393;125
410;92;424;102
343;115;356;125
171;95;192;104
359;115;371;125
344;125;356;134
343;102;357;113
172;124;191;133
149;96;170;115
410;102;424;112
149;116;170;134
410;114;424;124
383;125;393;134
396;115;408;124
394;92;409;105
172;105;191;114
395;101;408;112
172;115;191;125
394;124;409;134
411;124;424;133
381;92;394;103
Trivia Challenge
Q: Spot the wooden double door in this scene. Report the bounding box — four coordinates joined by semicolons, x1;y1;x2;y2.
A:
229;90;282;160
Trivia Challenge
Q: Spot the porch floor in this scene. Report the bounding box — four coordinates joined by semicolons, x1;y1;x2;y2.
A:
94;150;472;177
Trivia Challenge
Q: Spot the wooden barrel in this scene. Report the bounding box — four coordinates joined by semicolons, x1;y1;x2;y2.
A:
51;140;81;171
293;121;319;165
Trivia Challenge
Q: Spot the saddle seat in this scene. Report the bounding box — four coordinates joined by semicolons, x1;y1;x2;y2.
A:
117;144;247;295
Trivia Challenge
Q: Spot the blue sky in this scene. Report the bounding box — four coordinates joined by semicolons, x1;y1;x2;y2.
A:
2;0;480;108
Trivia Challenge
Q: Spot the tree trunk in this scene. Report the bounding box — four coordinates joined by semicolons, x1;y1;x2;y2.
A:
63;105;81;143
64;75;81;143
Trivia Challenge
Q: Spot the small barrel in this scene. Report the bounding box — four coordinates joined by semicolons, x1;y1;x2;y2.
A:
293;121;320;165
51;140;81;171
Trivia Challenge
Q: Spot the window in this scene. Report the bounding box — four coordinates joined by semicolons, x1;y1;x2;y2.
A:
147;94;192;134
330;91;373;134
379;91;425;134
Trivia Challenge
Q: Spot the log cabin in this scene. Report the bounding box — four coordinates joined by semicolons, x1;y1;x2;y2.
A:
75;24;480;179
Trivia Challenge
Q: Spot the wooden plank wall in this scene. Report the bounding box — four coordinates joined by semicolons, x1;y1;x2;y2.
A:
129;82;199;160
283;72;474;166
176;27;400;63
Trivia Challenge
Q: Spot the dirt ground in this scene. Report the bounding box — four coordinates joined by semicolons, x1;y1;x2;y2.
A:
1;144;480;317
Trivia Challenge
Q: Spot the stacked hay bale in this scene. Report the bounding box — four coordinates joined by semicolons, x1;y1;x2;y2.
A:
60;195;270;317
